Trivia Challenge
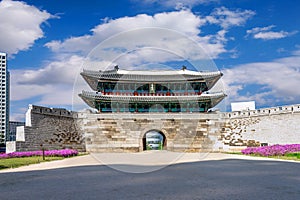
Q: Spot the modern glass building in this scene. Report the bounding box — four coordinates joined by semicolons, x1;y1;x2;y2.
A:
79;66;226;113
8;121;25;141
0;52;9;145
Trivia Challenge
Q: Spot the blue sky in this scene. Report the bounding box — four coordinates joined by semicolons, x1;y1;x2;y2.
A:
1;0;300;121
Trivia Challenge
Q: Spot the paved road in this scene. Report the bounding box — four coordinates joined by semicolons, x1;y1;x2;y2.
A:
0;153;299;200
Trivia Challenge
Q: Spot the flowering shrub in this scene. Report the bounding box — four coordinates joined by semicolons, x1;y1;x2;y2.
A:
0;149;78;159
241;144;300;156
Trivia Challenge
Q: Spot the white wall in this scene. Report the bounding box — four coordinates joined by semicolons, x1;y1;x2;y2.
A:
231;101;255;111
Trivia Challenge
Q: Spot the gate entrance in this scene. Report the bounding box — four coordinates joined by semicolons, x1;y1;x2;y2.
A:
143;130;166;150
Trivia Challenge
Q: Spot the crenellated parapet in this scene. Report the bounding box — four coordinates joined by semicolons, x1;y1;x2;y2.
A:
29;104;76;118
223;104;300;119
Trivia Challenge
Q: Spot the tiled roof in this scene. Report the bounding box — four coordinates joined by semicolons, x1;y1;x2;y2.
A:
79;91;226;109
81;68;223;82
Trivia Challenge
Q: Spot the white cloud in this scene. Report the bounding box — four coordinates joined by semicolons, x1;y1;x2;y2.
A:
44;10;232;72
17;55;84;85
132;0;218;9
222;50;300;107
10;54;115;112
207;7;255;29
254;31;289;40
45;10;207;54
10;55;84;104
0;0;53;56
246;25;296;40
247;25;274;33
45;8;257;63
45;9;252;69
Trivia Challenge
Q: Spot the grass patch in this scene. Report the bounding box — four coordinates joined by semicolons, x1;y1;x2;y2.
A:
225;151;300;161
0;156;64;170
225;152;243;155
264;154;300;161
282;152;300;160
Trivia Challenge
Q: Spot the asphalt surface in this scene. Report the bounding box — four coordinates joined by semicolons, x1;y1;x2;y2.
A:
0;154;299;200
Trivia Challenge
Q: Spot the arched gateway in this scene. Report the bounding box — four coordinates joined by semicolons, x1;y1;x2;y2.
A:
143;130;166;151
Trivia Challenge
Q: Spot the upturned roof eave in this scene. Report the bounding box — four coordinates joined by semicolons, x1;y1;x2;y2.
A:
79;91;226;102
80;69;222;83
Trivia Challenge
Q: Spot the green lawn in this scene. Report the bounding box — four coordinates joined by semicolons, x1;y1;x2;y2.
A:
279;152;300;161
260;154;300;161
0;156;64;170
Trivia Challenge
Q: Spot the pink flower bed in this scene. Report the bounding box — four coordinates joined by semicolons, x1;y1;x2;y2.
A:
241;144;300;156
0;149;78;159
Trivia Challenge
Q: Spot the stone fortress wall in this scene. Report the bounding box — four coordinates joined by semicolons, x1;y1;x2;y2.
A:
7;105;85;153
220;104;300;151
7;104;300;153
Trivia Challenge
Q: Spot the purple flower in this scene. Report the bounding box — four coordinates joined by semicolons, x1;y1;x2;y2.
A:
0;149;78;159
241;144;300;157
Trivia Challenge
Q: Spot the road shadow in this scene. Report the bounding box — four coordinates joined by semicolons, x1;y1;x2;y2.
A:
0;159;299;200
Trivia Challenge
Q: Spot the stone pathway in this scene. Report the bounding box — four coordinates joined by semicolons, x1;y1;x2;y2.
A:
1;151;298;173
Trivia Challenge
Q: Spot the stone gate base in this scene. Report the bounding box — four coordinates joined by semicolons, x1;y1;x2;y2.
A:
77;112;224;153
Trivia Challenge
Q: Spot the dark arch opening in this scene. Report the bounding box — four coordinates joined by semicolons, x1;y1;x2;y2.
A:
143;130;166;151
